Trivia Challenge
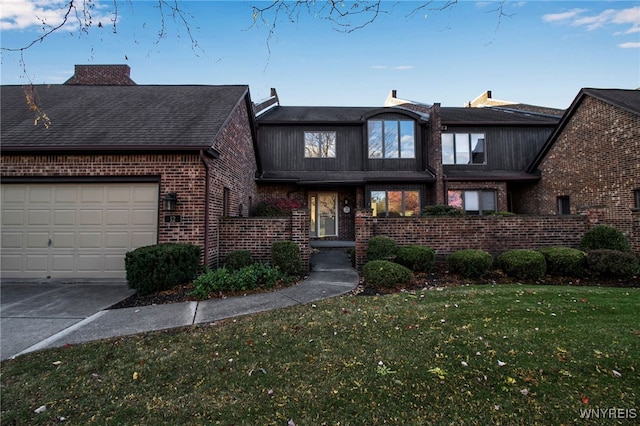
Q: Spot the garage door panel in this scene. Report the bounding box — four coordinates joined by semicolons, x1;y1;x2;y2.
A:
1;183;158;279
28;210;50;225
26;232;49;248
2;210;24;226
52;232;76;248
53;210;76;225
2;232;23;248
29;187;52;203
106;210;130;225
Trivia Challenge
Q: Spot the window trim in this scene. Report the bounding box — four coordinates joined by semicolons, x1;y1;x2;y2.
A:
304;131;337;158
367;119;415;159
448;189;496;215
442;133;486;165
557;195;570;215
370;190;421;217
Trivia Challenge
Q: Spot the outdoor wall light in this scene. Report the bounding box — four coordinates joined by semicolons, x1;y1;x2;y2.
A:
162;193;178;211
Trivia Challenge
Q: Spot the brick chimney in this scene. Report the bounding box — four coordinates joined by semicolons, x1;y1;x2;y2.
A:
64;64;136;85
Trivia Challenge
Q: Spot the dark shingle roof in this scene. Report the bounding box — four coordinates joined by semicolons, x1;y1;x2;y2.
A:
1;85;249;152
257;106;379;123
581;88;640;115
441;107;560;126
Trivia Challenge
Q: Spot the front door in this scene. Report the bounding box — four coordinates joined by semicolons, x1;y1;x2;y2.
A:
309;192;337;237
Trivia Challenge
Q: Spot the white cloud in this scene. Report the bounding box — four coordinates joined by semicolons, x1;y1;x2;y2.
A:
618;41;640;49
394;65;415;70
542;9;587;23
370;65;414;70
543;6;640;48
0;0;112;31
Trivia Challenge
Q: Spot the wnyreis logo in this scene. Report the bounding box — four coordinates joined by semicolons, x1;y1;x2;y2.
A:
579;408;637;420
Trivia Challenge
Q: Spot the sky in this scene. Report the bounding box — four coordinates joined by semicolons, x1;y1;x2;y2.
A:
1;1;639;109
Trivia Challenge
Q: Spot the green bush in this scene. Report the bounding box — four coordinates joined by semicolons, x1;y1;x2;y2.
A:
580;225;632;252
366;236;398;261
497;249;547;281
362;260;413;290
125;243;201;295
272;241;302;276
421;205;463;216
349;248;356;268
395;245;436;272
586;249;639;278
191;263;284;299
447;249;493;279
224;250;254;271
537;247;587;277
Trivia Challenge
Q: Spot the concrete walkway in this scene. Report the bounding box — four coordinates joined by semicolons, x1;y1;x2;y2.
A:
1;250;358;360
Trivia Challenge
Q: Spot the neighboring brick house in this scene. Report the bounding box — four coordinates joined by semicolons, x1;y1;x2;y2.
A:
520;88;640;250
1;65;260;279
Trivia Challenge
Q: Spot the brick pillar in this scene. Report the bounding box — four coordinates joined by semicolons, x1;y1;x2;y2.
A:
291;208;310;272
355;209;374;270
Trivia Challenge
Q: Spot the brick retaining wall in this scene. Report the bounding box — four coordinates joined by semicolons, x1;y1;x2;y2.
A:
355;209;590;270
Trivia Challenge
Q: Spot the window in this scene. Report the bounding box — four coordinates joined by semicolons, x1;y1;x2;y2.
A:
442;133;485;165
371;190;420;217
368;120;415;159
557;196;570;215
635;189;640;209
223;187;230;216
448;190;496;215
305;132;336;158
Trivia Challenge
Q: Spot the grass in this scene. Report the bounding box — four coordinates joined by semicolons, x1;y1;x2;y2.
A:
2;284;639;425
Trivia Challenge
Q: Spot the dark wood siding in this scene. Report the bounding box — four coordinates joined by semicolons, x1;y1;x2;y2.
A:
258;125;364;172
443;126;554;171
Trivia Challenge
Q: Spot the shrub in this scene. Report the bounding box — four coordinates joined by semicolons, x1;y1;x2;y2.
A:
125;243;201;295
395;245;436;272
362;260;413;290
272;241;302;276
586;249;639;278
580;225;632;252
191;263;284;299
366;236;398;261
224;250;254;271
447;249;493;279
497;249;547;281
256;197;304;217
349;248;356;268
537;247;587;277
421;205;463;216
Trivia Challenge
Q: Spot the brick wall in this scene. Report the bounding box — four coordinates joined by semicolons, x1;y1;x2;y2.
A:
354;209;589;270
218;209;310;271
520;95;640;252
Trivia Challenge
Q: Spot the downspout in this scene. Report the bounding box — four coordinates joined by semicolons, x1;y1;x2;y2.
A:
199;150;211;267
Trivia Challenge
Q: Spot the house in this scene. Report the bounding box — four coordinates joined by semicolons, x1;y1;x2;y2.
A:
0;65;260;279
520;88;640;250
255;94;434;241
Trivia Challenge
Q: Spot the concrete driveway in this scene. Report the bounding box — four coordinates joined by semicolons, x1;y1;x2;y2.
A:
0;280;134;361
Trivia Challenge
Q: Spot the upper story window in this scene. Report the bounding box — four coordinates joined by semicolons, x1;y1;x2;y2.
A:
442;133;485;165
368;120;415;159
304;131;336;158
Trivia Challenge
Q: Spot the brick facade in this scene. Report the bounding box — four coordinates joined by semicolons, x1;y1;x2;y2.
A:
0;98;260;269
218;209;310;271
354;209;589;270
520;95;640;252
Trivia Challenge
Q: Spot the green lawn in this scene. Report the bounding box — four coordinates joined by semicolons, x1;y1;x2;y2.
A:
2;285;639;425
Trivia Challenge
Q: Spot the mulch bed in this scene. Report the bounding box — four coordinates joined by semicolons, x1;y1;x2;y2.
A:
109;266;638;309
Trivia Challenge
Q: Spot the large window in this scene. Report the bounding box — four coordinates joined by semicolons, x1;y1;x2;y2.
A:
442;133;485;165
305;131;336;158
448;190;495;215
368;120;415;159
371;190;420;217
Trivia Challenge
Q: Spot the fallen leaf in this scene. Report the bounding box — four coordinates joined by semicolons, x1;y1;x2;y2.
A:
497;360;506;367
133;372;139;380
582;396;589;404
34;405;47;414
612;370;622;378
52;361;62;366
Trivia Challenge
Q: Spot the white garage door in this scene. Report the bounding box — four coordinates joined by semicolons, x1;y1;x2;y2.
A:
1;183;158;279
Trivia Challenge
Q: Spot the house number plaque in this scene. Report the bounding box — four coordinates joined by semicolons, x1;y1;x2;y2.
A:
164;215;181;223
